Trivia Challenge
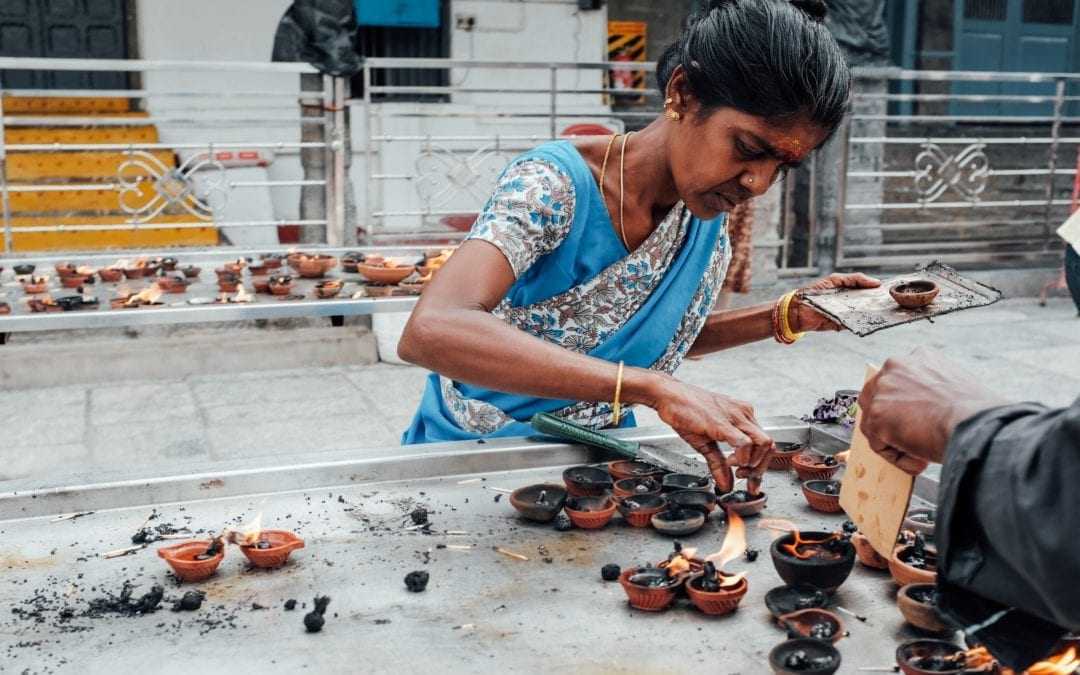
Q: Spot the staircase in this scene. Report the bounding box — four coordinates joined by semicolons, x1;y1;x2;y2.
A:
2;95;219;252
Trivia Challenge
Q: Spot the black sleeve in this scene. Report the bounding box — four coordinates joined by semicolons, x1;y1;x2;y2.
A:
937;397;1080;629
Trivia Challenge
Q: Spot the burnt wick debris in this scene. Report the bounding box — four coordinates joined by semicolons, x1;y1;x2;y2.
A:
404;570;430;593
552;514;572;532
744;547;759;562
600;564;621;581
172;591;204;612
303;595;331;633
284;599;297;611
409;507;429;526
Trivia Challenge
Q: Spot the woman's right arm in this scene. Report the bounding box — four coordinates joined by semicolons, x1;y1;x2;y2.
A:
399;240;773;477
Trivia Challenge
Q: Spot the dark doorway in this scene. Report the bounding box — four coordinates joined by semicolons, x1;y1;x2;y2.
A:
0;0;129;90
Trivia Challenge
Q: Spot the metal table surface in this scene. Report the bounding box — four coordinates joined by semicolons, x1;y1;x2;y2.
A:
0;246;432;332
0;421;941;674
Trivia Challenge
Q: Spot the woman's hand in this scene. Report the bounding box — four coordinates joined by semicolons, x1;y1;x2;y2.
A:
791;272;881;332
648;377;774;489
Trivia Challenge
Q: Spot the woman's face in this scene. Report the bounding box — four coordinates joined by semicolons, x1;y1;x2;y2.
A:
666;76;831;219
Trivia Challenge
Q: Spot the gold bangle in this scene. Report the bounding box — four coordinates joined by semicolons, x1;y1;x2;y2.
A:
612;360;625;426
779;291;805;343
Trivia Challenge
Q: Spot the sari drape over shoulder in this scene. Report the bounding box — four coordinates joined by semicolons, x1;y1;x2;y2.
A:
403;141;731;444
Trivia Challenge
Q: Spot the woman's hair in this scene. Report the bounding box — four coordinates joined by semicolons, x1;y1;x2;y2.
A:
657;0;850;135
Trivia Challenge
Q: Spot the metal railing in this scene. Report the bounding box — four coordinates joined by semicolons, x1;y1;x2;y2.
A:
353;57;658;242
0;57;350;254
834;67;1079;269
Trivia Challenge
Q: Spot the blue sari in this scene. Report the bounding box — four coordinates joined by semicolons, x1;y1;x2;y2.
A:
403;141;730;444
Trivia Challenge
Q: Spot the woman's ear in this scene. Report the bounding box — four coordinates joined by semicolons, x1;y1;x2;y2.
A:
666;66;698;119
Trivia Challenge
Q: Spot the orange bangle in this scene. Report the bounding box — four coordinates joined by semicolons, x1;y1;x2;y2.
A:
612;361;625;426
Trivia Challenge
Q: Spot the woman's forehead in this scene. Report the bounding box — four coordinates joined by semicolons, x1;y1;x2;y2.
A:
707;108;828;163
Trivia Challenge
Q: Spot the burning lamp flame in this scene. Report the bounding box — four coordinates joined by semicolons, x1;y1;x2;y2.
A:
964;645;1080;674
704;511;749;587
758;518;841;560
225;512;263;547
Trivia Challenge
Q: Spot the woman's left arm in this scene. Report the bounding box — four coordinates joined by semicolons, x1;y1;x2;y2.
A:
688;273;880;357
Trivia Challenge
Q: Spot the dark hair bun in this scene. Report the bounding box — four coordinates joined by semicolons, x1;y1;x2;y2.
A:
707;0;738;9
789;0;827;22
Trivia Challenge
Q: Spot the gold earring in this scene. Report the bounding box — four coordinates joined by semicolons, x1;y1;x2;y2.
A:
664;97;673;105
665;109;682;122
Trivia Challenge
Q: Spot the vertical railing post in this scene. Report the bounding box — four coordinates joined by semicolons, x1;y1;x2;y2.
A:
0;86;12;254
549;66;558;140
361;60;375;244
831;118;852;270
329;75;347;247
1043;78;1066;244
321;74;337;246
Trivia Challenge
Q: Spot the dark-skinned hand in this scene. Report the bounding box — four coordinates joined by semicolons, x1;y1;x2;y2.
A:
858;347;1009;475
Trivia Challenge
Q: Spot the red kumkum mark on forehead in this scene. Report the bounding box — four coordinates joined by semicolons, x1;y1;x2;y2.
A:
779;137;809;163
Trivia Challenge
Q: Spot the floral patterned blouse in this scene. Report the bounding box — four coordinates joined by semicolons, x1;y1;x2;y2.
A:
431;152;732;435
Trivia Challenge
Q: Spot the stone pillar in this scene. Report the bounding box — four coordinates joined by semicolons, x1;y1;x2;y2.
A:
299;72;328;244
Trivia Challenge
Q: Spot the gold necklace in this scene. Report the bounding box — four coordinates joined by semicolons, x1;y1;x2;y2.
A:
598;132;634;251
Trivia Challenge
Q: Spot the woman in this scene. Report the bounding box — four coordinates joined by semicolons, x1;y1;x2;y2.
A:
398;0;878;481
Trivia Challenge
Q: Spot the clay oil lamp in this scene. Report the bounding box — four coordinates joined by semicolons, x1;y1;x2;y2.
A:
778;608;845;644
851;532;890;570
315;279;344;299
419;248;454;277
651;508;706;536
608;459;666;482
260;253;284;269
897;583;950;635
561;465;612;497
297;254;338;279
615;494;666;527
509;483;567;523
61;275;92;289
0;302;9;315
54;262;78;278
21;276;49;294
268;275;293;296
764;584;830;620
357;259;417;285
363;283;395;298
904;508;936;539
248;263;269;276
685;512;751;615
286;250;309;270
237;530;305;569
662;473;712;493
612;476;662;498
769;638;842;675
98;266;123;282
895;640;966;675
157;275;189;294
765;520;856;592
214;267;236;281
13;263;35;276
770;441;807;470
719;487;768;517
160;257;178;271
891;280;940;310
27;296;62;313
217;273;240;293
668;489;718;514
181;265;201;279
341;251;365;273
55;295;97;312
801;480;842;514
222;258;246;274
890;533;937;586
617;565;683;612
792;452;841;482
657;541;705;578
564;495;616;529
157;536;226;582
253;278;272;294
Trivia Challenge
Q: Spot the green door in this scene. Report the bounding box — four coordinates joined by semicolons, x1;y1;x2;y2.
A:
953;0;1079;116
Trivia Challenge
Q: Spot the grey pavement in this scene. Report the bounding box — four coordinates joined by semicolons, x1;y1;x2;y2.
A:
1;297;1077;486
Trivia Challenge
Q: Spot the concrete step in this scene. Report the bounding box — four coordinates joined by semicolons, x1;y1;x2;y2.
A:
0;321;379;389
6;214;218;251
1;95;133;115
7;149;176;181
5;125;159;145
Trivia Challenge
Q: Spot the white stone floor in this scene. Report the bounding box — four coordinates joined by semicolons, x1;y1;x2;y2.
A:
1;297;1077;485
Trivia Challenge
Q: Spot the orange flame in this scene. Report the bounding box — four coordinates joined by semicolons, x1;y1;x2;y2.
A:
757;519;839;559
706;510;747;572
225;512;263;547
966;645;1080;675
1026;646;1080;675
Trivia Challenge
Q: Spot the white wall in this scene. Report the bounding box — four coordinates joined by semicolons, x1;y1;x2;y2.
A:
131;0;615;242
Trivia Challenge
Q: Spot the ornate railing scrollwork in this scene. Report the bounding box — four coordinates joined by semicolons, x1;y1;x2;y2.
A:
116;150;230;222
913;142;990;205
